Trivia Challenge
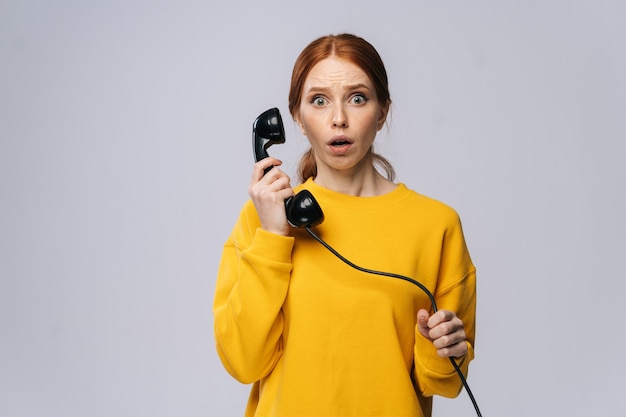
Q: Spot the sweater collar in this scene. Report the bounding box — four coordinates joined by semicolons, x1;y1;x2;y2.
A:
296;178;411;210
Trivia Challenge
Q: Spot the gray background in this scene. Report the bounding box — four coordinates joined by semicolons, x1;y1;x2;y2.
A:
1;1;624;416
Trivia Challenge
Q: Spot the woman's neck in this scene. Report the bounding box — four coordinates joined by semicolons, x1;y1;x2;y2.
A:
313;166;396;197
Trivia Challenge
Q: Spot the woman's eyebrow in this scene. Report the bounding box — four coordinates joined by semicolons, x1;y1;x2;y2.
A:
305;83;372;93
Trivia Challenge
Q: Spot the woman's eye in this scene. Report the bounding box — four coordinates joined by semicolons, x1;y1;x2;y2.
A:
312;96;327;106
350;94;367;105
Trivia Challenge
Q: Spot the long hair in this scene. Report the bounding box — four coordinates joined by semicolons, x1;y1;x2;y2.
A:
288;34;395;183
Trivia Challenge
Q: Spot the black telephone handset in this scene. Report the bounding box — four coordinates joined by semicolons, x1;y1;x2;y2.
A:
253;108;324;228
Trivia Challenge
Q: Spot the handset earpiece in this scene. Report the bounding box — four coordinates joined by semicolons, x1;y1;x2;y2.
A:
252;108;324;228
253;107;285;164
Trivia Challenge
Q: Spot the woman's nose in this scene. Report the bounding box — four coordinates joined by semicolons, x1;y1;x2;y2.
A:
332;106;348;128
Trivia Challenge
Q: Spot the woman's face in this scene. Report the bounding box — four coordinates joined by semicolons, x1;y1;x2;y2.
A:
295;56;388;177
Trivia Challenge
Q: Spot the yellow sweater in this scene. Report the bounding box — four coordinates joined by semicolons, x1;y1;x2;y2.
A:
214;179;476;417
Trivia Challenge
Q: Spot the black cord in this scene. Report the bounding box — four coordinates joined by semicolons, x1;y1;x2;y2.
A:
305;226;482;417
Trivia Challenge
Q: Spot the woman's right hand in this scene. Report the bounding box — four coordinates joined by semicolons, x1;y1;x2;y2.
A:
248;157;295;236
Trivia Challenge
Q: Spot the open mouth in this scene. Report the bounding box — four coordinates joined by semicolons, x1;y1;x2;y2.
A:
331;140;351;146
328;137;353;155
329;136;353;146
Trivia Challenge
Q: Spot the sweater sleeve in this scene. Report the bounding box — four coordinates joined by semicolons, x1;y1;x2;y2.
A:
413;210;477;398
213;201;295;384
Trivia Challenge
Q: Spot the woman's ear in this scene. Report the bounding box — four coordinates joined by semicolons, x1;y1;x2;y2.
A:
377;100;390;131
294;114;307;135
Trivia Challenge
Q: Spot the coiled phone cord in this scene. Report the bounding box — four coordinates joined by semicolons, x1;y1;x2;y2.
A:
305;226;483;417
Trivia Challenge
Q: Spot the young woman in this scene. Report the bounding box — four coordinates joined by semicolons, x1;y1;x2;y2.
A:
214;33;477;417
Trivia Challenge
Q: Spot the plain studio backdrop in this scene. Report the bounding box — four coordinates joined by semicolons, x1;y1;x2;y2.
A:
1;1;624;416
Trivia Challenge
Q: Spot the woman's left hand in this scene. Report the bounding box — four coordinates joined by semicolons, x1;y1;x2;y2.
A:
417;309;468;358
